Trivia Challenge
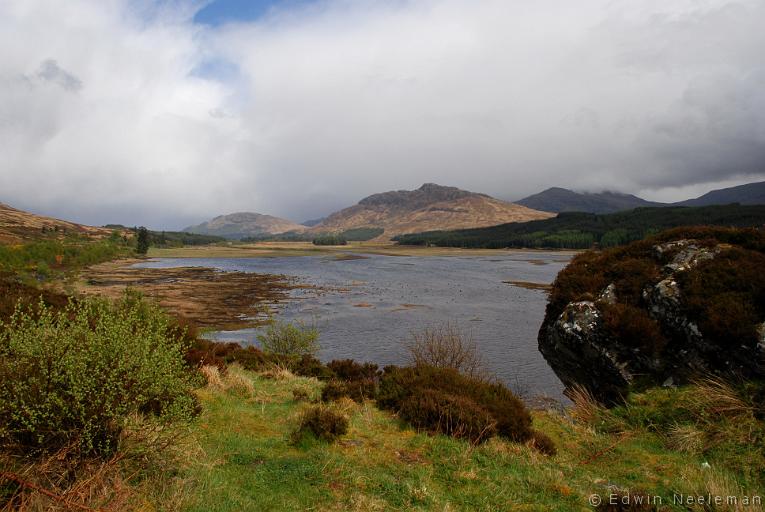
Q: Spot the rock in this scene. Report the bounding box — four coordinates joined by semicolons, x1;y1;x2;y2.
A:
539;236;765;404
538;301;633;405
598;283;617;305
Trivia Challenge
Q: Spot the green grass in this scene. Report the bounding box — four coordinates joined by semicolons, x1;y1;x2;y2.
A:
165;369;763;511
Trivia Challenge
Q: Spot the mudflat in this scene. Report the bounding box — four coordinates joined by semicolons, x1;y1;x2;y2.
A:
76;259;299;329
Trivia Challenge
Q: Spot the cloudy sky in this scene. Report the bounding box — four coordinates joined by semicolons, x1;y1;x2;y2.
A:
1;0;763;229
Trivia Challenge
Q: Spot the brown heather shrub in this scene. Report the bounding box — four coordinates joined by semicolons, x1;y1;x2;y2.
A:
0;272;70;323
600;303;668;355
398;389;497;443
546;240;660;319
528;430;557;456
293;405;348;443
321;378;376;403
327;359;380;382
676;247;765;349
377;365;532;443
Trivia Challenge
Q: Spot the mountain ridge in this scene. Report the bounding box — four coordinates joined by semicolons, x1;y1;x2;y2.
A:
183;212;306;240
311;183;554;240
515;180;765;214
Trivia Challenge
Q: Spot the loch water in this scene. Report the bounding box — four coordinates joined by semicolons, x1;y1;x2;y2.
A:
136;251;572;398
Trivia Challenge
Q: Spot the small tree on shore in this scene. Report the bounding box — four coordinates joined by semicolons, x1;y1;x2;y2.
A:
136;227;150;255
257;318;320;357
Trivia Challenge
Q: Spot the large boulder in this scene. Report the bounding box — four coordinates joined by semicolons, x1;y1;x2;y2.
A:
538;227;765;404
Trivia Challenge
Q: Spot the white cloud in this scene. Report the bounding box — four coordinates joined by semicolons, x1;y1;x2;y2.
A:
1;0;763;228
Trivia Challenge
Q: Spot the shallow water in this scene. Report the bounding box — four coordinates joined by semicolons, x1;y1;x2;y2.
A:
136;251;571;398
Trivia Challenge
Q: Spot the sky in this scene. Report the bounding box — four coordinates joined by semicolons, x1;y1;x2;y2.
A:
1;0;764;229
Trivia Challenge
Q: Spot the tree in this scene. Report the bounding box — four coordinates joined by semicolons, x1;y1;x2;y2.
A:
136;227;150;255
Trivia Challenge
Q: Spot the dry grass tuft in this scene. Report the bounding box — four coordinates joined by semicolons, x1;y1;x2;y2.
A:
568;384;606;424
200;365;225;390
679;467;763;512
693;377;754;419
225;372;255;398
260;363;296;381
666;424;705;454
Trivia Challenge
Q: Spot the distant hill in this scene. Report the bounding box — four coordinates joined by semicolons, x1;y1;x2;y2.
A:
0;202;113;244
183;212;307;240
394;204;765;250
516;180;765;214
516;187;665;214
301;217;326;227
675;181;765;207
312;183;554;240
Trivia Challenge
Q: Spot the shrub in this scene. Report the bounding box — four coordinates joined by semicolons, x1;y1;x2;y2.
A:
293;405;348;443
320;360;379;402
257;318;320;357
321;378;376;403
0;292;196;458
327;359;380;382
406;324;485;379
399;389;497;443
377;365;532;443
292;388;310;402
600;303;668;355
528;430;557;456
290;354;334;380
321;380;349;402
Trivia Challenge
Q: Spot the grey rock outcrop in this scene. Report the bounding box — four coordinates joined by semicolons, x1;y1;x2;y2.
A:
539;238;765;404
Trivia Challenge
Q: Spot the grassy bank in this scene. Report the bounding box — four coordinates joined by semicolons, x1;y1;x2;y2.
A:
135;368;762;511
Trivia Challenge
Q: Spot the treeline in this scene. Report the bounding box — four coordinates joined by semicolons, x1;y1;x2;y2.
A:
393;204;765;249
105;225;225;248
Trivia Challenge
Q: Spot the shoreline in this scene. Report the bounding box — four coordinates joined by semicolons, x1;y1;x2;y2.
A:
146;241;581;259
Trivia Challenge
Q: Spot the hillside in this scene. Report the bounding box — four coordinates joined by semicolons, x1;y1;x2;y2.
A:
183;212;307;240
677;180;765;206
313;183;554;240
516;180;765;214
516;187;665;213
394;203;765;249
0;202;112;244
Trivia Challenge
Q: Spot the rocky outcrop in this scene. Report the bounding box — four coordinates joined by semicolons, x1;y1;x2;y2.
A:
539;234;765;404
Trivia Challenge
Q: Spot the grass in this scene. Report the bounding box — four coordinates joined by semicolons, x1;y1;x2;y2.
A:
141;370;762;512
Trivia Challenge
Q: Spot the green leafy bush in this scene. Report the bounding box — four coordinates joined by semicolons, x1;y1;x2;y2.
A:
377;365;532;443
292;405;348;443
0;292;196;458
257;319;320;357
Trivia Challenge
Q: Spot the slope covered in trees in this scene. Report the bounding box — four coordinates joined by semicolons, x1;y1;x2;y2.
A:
394;204;765;249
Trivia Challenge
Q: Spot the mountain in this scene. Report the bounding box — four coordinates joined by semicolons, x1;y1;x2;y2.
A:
183;212;307;240
516;181;765;214
516;187;665;214
0;202;112;244
675;180;765;207
312;183;554;240
301;217;326;227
